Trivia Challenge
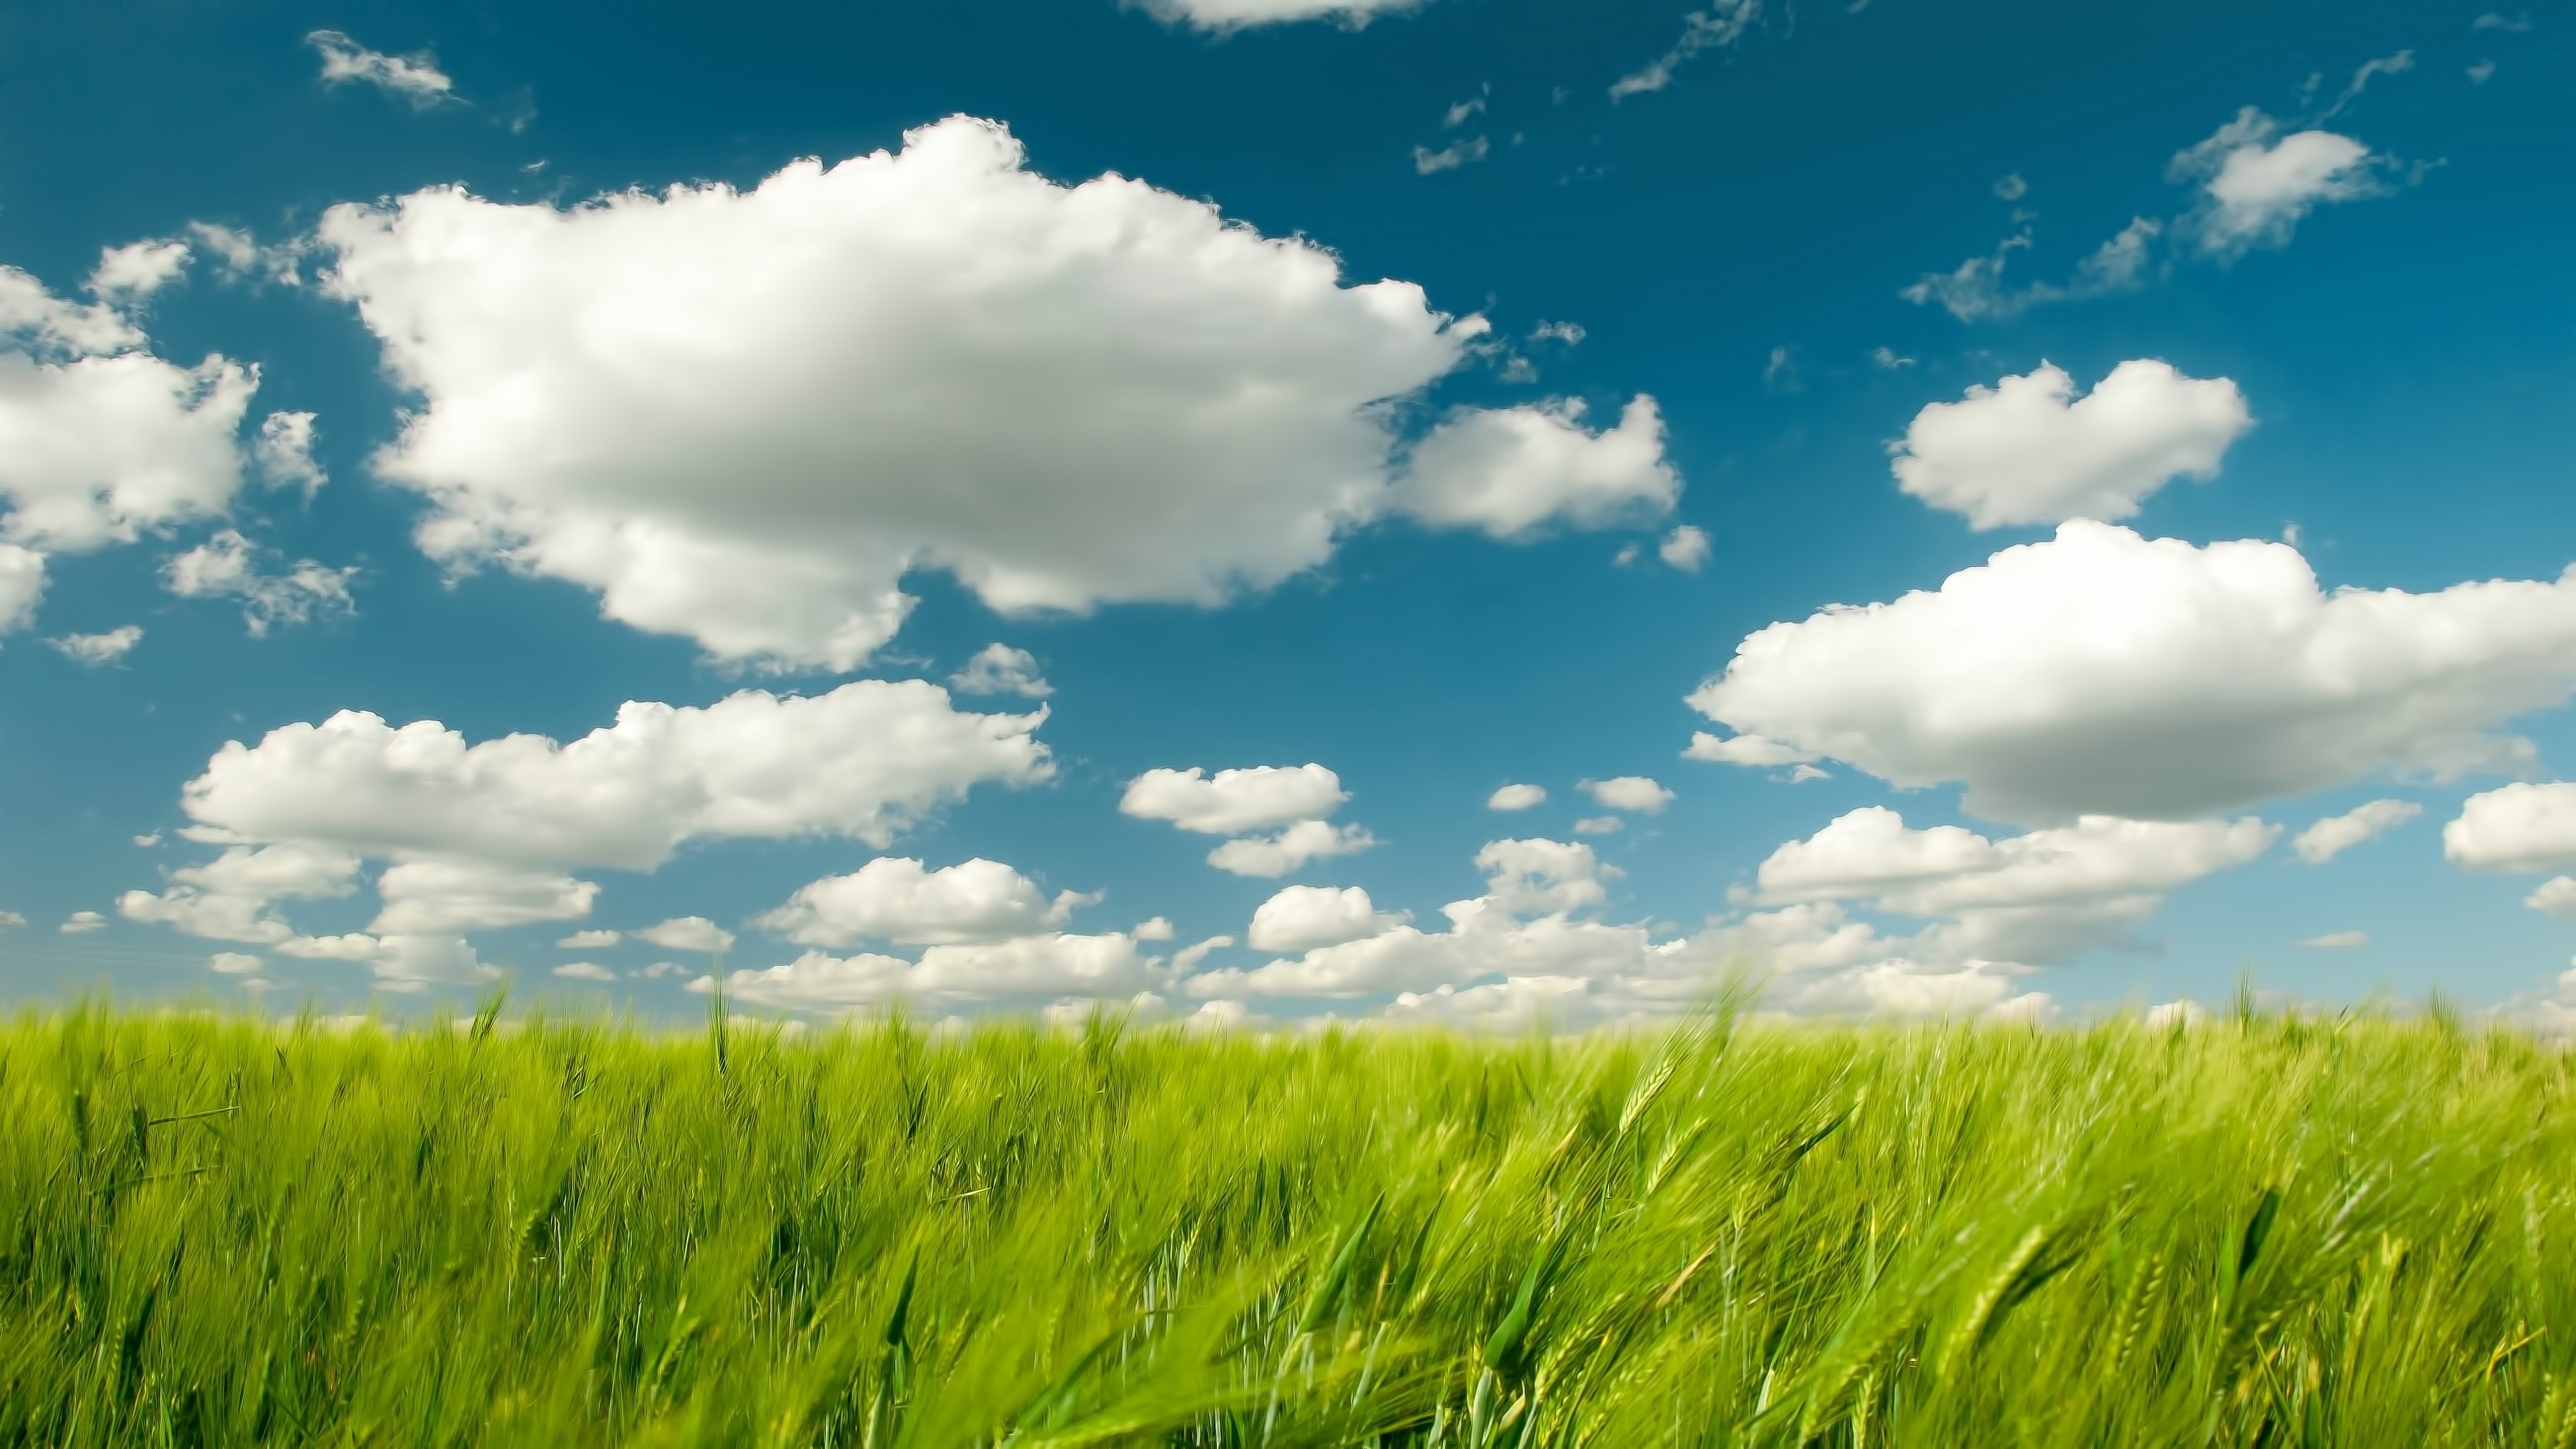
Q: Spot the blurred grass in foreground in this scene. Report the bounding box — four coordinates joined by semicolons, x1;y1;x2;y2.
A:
2;1000;2572;1446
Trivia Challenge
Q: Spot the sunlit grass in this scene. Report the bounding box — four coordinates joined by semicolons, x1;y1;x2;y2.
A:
3;997;2571;1445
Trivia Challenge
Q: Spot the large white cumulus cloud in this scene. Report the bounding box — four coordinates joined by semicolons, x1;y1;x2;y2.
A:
1692;523;2576;822
319;116;1675;669
1890;360;2251;529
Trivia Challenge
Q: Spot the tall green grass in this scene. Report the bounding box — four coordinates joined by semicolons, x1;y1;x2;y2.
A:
2;1000;2571;1446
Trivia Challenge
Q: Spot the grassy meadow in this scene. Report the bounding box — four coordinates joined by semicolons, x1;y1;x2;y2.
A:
3;1000;2573;1446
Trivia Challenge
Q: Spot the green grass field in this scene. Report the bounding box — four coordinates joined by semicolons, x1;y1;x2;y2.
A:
4;1000;2572;1446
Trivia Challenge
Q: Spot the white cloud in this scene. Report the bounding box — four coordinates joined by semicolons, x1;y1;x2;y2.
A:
948;643;1051;698
2293;798;2420;863
209;951;264;975
2468;60;2497;85
0;347;256;553
317;119;1659;670
2473;12;2532;32
1752;806;2275;965
1487;782;1546;811
1572;815;1623;835
1888;360;2253;529
639;916;736;953
1692;522;2576;823
1443;90;1488;128
1581;775;1674;812
2298;930;2369;949
557;928;621;948
181;680;1048;871
1870;346;1917;370
1901;217;2161;322
2526;877;2576;920
61;911;107;933
1247;884;1405;953
1658;523;1709;571
1993;173;2029;202
119;843;362;944
2318;50;2414;122
371;859;598;934
757;857;1075;947
88;241;193;302
0;910;21;927
1412;137;1491;175
701;931;1159;1012
50;625;141;665
1611;0;1761;101
0;544;42;633
1121;763;1346;835
2169;109;2385;258
119;681;1048;961
252;411;326;496
277;930;489;990
553;961;617;981
1400;396;1678;539
1132;916;1175;941
1684;730;1819;768
1174;935;1232;973
307;30;455;107
1478;837;1614;915
163;530;356;635
1529;321;1585;346
1128;0;1424;33
2447;784;2576;873
1207;820;1378;877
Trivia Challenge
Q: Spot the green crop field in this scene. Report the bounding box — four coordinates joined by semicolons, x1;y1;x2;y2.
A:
3;1000;2572;1447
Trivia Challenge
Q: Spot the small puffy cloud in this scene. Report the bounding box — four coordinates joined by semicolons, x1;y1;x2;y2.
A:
2293;799;2421;863
1572;815;1623;835
0;910;21;927
2469;60;2497;85
119;843;362;944
1889;360;2253;529
0;348;256;553
1128;0;1425;32
1132;916;1175;942
50;625;142;665
182;681;1049;871
1529;321;1585;346
639;916;736;953
1870;346;1917;370
2526;877;2576;920
1693;522;2576;822
702;931;1159;1012
949;643;1051;698
371;859;597;934
557;928;621;948
2447;784;2576;873
1658;524;1710;571
307;30;455;107
553;961;618;981
88;241;193;302
1478;838;1613;915
1581;775;1674;812
2169;109;2385;258
317;119;1652;671
1684;731;1821;769
252;412;326;496
1247;885;1405;953
209;951;264;975
758;857;1075;947
278;930;490;989
61;911;107;933
1611;0;1760;101
1400;396;1678;539
0;544;42;633
1753;806;2275;963
162;530;356;635
1486;782;1546;811
1122;763;1346;835
1412;137;1491;175
1207;820;1377;877
2474;12;2532;32
2298;930;2369;949
1993;173;2029;201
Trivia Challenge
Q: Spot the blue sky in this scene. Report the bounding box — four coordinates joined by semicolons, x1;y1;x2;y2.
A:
3;0;2571;1026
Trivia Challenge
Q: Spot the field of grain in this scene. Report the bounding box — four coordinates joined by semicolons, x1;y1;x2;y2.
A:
3;1000;2571;1446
